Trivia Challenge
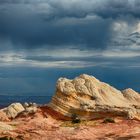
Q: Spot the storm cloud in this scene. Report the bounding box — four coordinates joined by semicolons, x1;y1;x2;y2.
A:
0;0;140;95
0;0;140;50
0;0;140;67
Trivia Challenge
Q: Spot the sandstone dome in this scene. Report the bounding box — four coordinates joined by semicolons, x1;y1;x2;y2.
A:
48;74;140;120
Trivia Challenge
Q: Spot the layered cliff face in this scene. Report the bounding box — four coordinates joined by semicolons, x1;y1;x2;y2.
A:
48;74;140;120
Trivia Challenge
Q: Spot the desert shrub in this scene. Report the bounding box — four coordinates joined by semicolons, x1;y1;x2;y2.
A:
91;96;97;100
103;118;115;123
0;137;15;140
71;113;81;123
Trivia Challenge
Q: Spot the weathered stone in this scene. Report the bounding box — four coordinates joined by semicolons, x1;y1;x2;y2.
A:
48;74;140;120
2;103;25;119
25;106;37;114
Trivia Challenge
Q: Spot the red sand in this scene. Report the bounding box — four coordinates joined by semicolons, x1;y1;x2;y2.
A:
0;107;140;140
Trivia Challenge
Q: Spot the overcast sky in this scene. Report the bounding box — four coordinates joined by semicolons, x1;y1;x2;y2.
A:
0;0;140;96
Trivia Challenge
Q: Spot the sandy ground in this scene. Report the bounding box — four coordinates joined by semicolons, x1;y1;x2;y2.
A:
0;107;140;140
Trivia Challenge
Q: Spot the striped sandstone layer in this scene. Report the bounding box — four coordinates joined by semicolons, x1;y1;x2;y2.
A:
48;74;140;120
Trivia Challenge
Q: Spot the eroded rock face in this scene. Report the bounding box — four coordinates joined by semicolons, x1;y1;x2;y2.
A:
48;74;140;120
122;88;140;105
2;103;25;119
1;102;38;119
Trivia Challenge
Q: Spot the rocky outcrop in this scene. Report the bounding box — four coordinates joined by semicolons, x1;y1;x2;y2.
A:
23;102;37;114
2;103;25;119
48;74;140;120
122;88;140;105
1;102;38;119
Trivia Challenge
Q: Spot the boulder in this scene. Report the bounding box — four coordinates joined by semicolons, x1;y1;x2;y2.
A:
16;103;38;118
48;74;140;120
2;103;25;119
1;102;38;119
25;106;37;114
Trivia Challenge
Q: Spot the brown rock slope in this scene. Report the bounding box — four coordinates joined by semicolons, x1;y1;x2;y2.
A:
48;74;140;120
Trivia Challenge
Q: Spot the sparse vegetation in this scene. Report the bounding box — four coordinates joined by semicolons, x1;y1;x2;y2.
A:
91;96;97;100
0;137;15;140
103;118;115;123
60;120;98;127
16;135;24;140
71;113;81;123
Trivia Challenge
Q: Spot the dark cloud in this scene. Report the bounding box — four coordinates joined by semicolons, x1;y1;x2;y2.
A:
0;0;140;51
0;5;112;50
0;0;140;58
0;0;140;100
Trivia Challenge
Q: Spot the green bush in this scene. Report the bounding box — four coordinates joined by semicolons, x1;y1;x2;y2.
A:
103;118;115;123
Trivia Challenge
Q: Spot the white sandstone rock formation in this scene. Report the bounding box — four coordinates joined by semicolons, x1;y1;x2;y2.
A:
2;103;25;119
48;74;140;120
1;102;38;119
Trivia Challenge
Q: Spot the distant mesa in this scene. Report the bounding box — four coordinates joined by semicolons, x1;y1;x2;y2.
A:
48;74;140;120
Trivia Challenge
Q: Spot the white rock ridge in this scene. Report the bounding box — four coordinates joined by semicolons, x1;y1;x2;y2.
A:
48;74;140;120
1;102;38;119
2;103;25;119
